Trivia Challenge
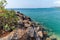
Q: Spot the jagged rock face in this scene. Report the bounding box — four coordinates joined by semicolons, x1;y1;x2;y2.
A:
0;29;28;40
0;27;43;40
0;28;39;40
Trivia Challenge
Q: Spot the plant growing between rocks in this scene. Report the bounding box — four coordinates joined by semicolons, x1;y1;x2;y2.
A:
0;0;19;36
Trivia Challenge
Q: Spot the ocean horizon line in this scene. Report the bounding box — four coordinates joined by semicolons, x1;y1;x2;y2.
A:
6;7;60;9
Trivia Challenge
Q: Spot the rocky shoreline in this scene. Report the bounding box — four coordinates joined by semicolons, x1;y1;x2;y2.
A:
0;11;57;40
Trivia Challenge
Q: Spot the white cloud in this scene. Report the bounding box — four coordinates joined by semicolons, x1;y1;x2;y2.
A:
53;0;60;6
54;1;60;4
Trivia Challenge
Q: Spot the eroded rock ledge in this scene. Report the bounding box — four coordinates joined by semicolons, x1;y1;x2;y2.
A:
0;11;57;40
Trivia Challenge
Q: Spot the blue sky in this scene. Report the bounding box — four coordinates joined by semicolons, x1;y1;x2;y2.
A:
6;0;60;8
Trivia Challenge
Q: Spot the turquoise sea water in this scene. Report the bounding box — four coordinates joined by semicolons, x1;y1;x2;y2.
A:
10;8;60;39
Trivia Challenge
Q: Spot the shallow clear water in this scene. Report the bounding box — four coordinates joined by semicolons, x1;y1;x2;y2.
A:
11;8;60;40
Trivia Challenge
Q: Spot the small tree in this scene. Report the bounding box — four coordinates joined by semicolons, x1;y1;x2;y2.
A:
0;0;7;10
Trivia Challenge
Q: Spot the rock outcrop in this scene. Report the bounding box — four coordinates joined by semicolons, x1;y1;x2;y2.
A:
0;11;57;40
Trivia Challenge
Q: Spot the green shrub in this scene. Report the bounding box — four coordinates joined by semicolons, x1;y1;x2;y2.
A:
0;10;19;31
0;0;19;32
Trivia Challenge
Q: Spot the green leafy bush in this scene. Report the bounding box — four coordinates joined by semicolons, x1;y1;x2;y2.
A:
0;0;19;32
0;10;19;31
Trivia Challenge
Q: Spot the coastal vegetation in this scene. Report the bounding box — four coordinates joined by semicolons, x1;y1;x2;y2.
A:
0;0;19;37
